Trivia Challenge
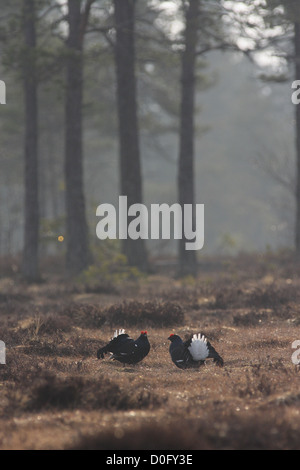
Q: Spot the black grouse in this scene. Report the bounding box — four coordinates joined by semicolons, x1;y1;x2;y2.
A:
97;329;150;365
168;333;224;369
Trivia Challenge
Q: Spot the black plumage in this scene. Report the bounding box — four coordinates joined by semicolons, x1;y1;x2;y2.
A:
97;329;150;365
168;333;224;369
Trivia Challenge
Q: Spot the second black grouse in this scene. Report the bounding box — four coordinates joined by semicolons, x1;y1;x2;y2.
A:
168;332;224;369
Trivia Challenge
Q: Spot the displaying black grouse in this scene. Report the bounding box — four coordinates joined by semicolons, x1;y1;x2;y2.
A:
97;329;150;365
168;333;224;369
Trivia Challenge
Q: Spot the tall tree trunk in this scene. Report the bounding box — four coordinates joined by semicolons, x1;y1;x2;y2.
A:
178;0;199;277
22;0;40;282
113;0;148;272
295;22;300;256
65;0;90;276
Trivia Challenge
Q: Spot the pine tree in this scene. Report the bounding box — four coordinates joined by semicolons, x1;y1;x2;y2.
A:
113;0;149;271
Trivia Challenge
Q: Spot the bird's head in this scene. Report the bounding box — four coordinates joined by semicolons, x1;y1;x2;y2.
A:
140;331;148;336
168;333;181;343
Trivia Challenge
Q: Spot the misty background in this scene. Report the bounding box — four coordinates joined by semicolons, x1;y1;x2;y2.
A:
0;0;297;272
0;49;294;256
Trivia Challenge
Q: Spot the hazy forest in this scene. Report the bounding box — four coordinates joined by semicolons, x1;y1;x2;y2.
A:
1;0;300;452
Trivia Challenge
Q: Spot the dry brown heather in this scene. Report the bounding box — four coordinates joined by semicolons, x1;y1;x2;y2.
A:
0;252;300;450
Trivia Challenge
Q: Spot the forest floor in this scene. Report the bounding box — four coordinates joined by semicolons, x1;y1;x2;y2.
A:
0;251;300;450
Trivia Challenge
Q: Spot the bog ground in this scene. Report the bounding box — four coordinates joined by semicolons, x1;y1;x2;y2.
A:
0;252;300;450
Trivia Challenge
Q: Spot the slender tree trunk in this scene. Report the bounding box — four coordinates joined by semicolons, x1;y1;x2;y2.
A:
65;0;90;276
295;22;300;256
22;0;40;282
178;0;199;277
113;0;148;272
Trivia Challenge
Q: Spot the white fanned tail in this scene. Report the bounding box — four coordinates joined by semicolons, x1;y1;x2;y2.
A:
112;328;125;339
188;334;209;361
